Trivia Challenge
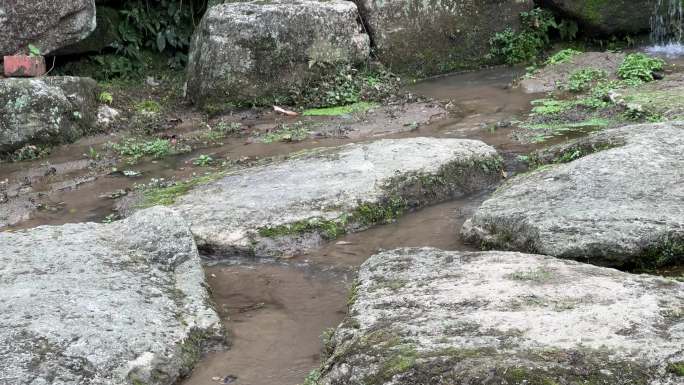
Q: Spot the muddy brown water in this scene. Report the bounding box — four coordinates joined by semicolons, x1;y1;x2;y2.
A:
178;67;544;385
0;66;570;384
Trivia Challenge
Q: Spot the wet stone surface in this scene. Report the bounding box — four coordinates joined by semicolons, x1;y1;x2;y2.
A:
318;248;684;385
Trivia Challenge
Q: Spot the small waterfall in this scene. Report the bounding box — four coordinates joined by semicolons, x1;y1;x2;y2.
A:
647;0;684;56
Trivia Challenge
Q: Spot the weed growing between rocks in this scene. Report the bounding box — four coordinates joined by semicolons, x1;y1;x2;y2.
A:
489;8;576;65
517;52;670;142
109;137;189;164
617;53;665;83
258;122;312;144
288;65;401;109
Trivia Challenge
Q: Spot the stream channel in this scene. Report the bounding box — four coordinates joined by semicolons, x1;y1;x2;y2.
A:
1;66;584;385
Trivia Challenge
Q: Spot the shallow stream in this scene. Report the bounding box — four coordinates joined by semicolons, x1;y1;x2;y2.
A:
180;67;545;385
0;66;586;385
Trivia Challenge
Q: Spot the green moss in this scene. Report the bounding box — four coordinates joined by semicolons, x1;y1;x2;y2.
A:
139;173;223;207
667;361;684;376
506;267;554;283
550;141;620;164
301;369;321;385
302;101;378;116
638;235;684;270
504;367;560;385
258;217;342;240
346;280;360;308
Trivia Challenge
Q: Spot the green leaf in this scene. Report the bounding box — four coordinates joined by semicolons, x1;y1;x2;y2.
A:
28;44;41;56
156;33;166;52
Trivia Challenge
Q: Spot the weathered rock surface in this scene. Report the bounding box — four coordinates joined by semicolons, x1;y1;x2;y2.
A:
519;52;625;94
354;0;533;77
0;0;96;56
540;0;652;35
0;207;223;385
187;0;370;107
55;5;120;55
0;76;98;154
462;122;684;268
318;248;684;385
170;138;502;256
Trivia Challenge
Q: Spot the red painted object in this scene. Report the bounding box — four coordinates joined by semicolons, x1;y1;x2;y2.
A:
3;55;46;77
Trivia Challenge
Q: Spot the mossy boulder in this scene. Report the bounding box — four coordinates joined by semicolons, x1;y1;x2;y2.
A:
317;248;684;385
160;138;503;256
0;76;98;154
186;0;370;108
0;0;96;56
462;122;684;269
540;0;652;35
353;0;533;77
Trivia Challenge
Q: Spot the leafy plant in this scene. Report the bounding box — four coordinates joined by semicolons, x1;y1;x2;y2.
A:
114;0;205;68
28;44;41;57
565;68;608;93
192;154;214;166
489;8;561;65
110;138;173;163
617;53;664;82
98;92;114;105
85;147;101;160
290;65;399;108
545;49;582;65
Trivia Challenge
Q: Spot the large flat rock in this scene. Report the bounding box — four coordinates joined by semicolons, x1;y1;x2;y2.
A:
0;0;96;56
0;76;98;154
462;122;684;269
318;248;684;385
0;207;223;385
172;138;503;256
187;0;370;107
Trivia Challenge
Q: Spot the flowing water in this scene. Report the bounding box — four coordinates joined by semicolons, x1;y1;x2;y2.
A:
180;67;544;385
0;66;561;385
648;0;684;56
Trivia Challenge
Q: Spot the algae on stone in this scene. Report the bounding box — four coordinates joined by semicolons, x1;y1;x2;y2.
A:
168;138;503;257
317;248;684;385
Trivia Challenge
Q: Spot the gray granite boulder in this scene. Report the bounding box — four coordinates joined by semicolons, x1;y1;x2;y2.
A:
462;122;684;269
317;248;684;385
0;0;96;56
0;76;98;154
170;138;503;257
186;0;370;108
353;0;533;77
0;207;223;385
